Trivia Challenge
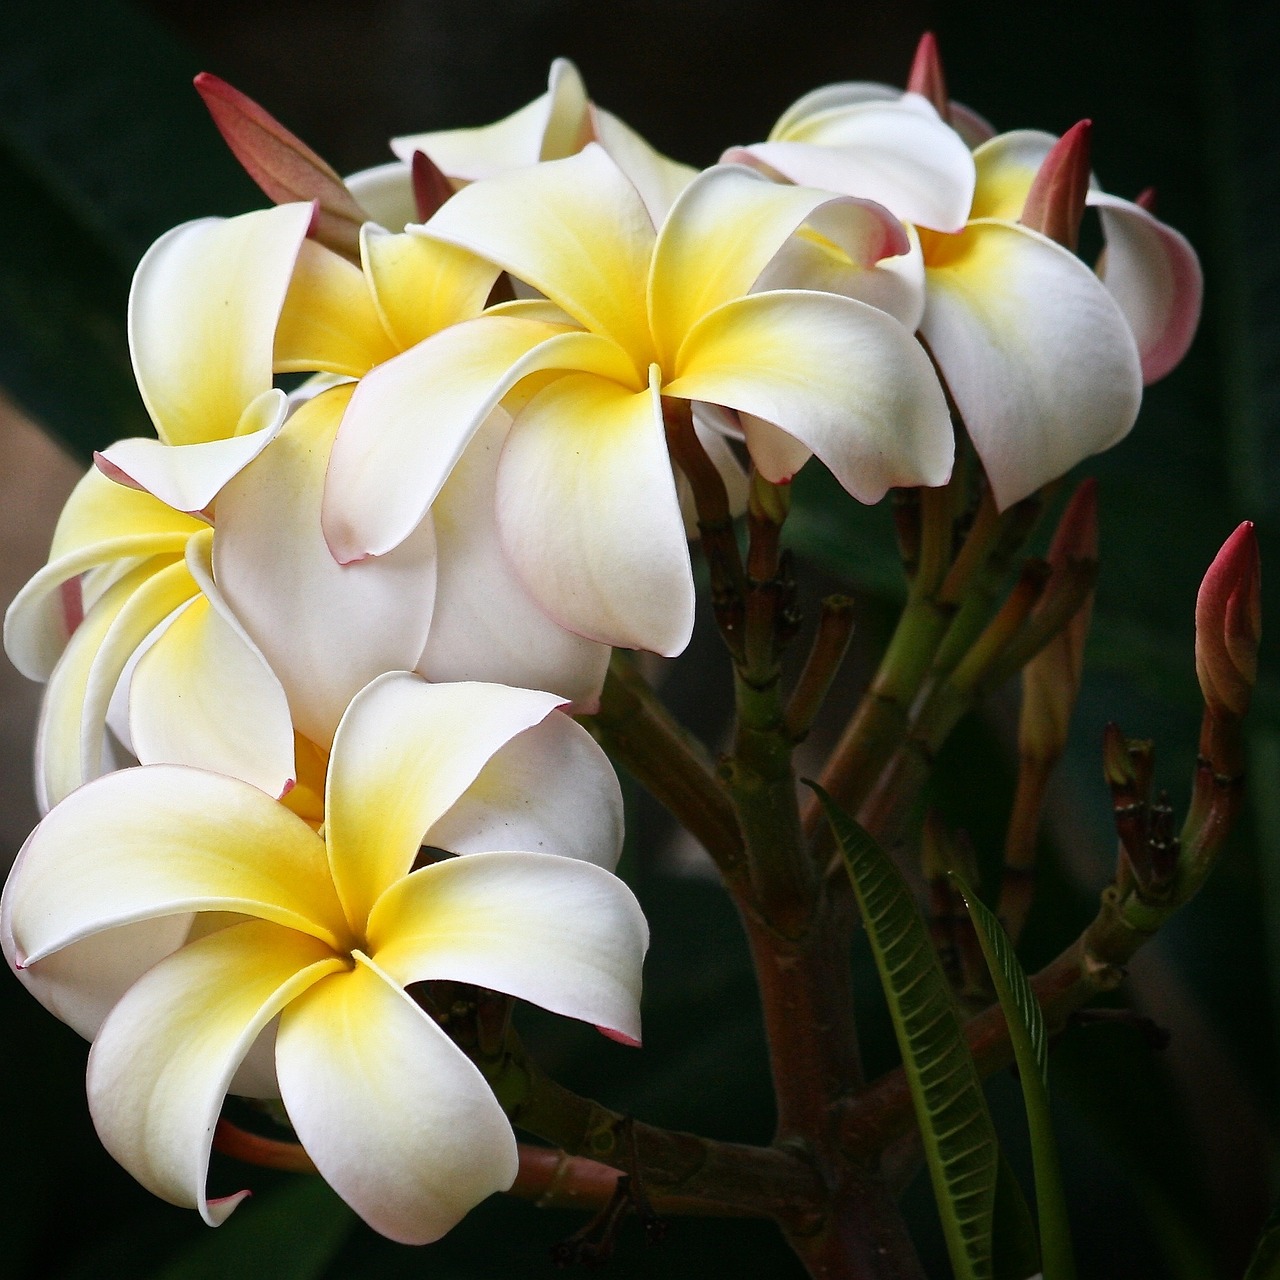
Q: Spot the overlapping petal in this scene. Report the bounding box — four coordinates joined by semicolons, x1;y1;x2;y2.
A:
496;368;694;654
129;203;312;446
88;920;344;1224
423;709;623;867
666;289;953;500
215;386;436;747
418;411;611;710
367;851;647;1043
323;673;565;927
4;765;347;966
920;220;1142;508
276;955;518;1244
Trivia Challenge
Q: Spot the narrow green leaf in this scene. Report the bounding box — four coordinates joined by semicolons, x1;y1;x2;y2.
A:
992;1152;1042;1280
952;872;1076;1280
811;785;998;1280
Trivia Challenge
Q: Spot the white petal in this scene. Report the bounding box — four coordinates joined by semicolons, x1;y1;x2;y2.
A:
920;219;1143;507
344;159;418;231
591;106;697;223
94;389;286;514
215;386;436;748
496;369;695;654
324;672;565;927
367;850;648;1044
129;204;311;445
424;711;623;868
418;410;609;710
276;953;518;1244
87;920;343;1224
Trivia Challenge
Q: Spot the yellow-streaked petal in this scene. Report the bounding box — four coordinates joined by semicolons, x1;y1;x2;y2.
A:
649;165;905;367
418;145;655;359
419;410;610;711
666;289;953;501
420;710;623;867
969;129;1058;222
275;238;399;378
920;219;1142;508
276;953;517;1244
34;557;188;810
320;315;592;563
497;368;695;655
130;204;312;446
363;224;498;350
5;764;348;967
324;672;564;929
216;384;437;749
87;920;344;1224
367;850;646;1044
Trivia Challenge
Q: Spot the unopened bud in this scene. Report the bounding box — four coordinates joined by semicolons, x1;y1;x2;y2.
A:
411;150;455;222
1195;522;1260;721
906;33;950;121
1020;119;1092;253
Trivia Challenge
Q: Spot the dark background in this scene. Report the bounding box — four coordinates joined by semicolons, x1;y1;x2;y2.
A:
1;0;1277;1275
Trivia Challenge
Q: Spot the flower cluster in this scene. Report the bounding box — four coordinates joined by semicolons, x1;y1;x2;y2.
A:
1;43;1200;1247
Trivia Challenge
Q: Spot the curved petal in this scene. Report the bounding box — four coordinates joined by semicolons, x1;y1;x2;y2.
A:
666;290;953;501
649;165;907;366
320;317;609;562
324;672;565;928
215;386;437;748
3;910;191;1040
418;411;610;710
344;159;418;232
423;711;623;868
751;220;926;330
1090;191;1202;383
418;144;655;356
363;224;499;350
35;557;189;810
128;595;296;796
769;81;902;139
591;105;697;224
497;369;694;654
366;850;647;1045
275;239;399;377
5;764;347;967
94;389;286;514
130;204;312;445
276;953;518;1244
969;129;1057;221
5;468;202;681
87;920;344;1224
747;100;975;232
920;219;1143;508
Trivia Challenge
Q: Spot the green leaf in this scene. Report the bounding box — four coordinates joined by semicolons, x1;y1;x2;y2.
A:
811;785;998;1280
952;873;1076;1280
992;1152;1042;1280
151;1177;354;1280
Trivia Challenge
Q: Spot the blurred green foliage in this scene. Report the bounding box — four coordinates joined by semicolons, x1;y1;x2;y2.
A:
0;1;1275;1276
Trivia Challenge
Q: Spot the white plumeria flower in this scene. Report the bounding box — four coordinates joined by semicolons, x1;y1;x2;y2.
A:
347;58;697;230
1;671;641;1244
322;145;953;657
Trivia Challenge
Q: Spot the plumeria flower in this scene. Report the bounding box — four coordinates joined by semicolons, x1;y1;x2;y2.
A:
272;219;612;707
322;145;953;656
348;58;697;230
1;671;642;1243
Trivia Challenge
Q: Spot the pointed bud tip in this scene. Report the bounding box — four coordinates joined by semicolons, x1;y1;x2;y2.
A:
1021;120;1093;252
1196;522;1261;719
906;32;950;119
410;149;455;223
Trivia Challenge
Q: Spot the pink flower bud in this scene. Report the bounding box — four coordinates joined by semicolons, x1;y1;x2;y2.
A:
1020;119;1092;253
906;33;950;120
1195;522;1261;720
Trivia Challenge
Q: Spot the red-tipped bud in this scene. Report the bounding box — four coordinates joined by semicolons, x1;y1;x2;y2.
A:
411;150;455;222
1134;185;1158;213
1020;119;1093;252
194;72;368;260
906;32;950;120
1195;522;1261;720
